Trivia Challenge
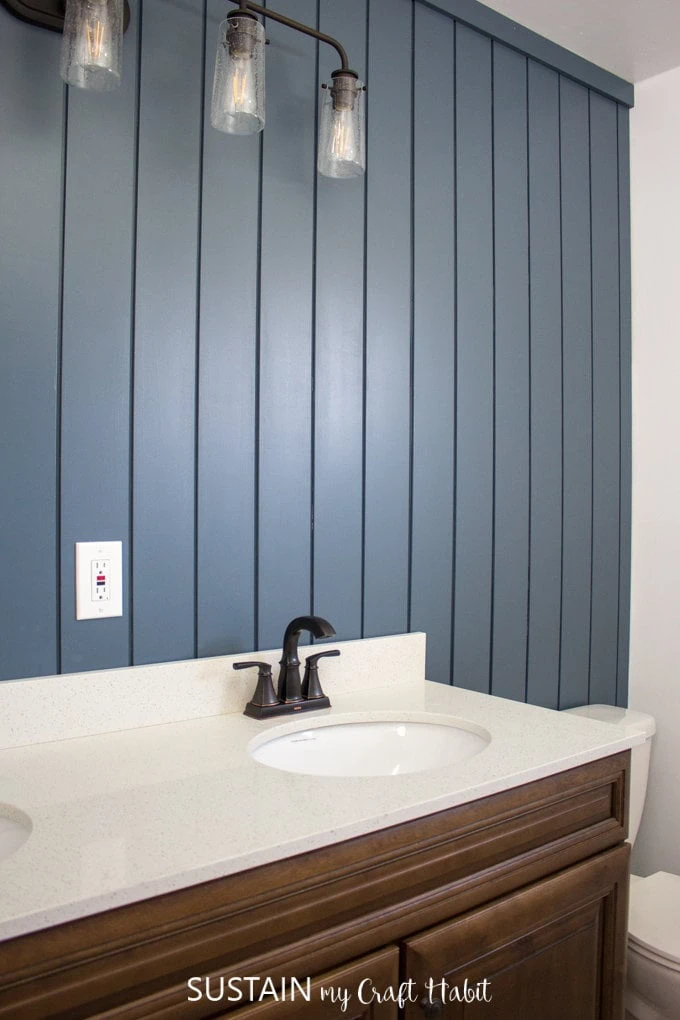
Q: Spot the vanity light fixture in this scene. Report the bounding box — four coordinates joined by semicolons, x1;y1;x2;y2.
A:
0;0;365;179
0;0;131;85
60;0;124;90
212;0;365;178
211;7;266;136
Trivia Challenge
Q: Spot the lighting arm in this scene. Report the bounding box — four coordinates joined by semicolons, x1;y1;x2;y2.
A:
229;0;351;73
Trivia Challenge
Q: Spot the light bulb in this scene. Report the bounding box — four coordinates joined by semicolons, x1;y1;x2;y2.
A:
318;73;365;179
211;14;265;136
329;107;358;165
229;59;258;120
60;0;123;91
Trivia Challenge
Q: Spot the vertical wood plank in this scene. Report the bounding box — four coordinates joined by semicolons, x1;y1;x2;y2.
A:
589;92;620;706
453;23;494;693
257;0;317;650
59;11;138;674
526;59;562;709
491;41;529;702
0;11;63;681
363;0;412;639
617;106;631;709
197;0;259;657
411;3;455;685
313;0;367;641
559;77;592;709
132;0;203;664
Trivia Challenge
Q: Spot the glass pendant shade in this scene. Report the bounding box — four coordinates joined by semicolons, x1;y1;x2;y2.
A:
318;72;365;179
60;0;123;91
211;13;265;136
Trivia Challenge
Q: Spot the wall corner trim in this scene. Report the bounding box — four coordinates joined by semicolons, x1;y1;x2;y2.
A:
420;0;634;108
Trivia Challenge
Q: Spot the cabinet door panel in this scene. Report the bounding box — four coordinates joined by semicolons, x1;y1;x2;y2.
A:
403;846;628;1019
222;946;399;1020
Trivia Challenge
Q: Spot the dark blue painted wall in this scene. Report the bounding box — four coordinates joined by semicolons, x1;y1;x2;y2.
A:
0;0;632;709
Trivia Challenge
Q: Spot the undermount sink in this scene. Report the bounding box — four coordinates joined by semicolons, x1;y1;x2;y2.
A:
0;805;31;861
249;714;491;777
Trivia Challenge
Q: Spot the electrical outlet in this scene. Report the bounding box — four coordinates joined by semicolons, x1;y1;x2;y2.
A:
75;541;123;620
91;559;111;602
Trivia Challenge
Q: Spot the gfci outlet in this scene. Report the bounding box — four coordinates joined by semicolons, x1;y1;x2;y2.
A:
75;542;123;620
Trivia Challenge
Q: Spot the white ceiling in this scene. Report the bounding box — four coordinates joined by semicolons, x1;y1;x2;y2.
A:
479;0;680;84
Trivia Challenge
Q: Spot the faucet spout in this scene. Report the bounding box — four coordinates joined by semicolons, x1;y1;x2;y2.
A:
277;615;336;703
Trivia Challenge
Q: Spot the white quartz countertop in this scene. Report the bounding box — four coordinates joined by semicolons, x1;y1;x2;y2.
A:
0;670;639;942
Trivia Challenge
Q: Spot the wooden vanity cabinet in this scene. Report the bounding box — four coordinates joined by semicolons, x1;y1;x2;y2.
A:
0;752;629;1020
403;846;628;1019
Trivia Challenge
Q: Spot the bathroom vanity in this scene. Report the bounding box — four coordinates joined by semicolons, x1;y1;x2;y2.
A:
0;634;636;1018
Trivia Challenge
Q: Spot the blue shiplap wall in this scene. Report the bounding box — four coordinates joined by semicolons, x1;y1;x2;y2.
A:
0;0;632;709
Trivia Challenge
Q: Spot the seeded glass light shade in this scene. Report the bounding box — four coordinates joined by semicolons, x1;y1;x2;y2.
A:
60;0;123;91
318;72;365;179
211;13;265;136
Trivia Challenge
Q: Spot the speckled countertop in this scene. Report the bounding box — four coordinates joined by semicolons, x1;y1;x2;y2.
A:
0;637;640;942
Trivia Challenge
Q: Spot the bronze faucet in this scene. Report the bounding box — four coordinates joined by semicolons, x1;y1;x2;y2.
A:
235;615;339;720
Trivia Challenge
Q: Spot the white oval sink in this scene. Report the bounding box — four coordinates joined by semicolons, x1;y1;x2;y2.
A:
249;715;490;776
0;805;31;861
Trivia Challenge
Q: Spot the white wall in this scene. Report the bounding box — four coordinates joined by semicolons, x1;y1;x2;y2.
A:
629;65;680;876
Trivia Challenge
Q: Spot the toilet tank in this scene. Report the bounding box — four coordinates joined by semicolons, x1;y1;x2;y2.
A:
563;704;656;845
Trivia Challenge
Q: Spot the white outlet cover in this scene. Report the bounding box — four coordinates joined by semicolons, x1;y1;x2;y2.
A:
75;541;123;621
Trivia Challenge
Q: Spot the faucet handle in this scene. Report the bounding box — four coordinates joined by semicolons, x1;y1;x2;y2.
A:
302;649;340;700
304;649;341;666
234;661;280;711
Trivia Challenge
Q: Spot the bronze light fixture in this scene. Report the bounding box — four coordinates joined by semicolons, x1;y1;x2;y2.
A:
1;0;366;178
2;0;131;88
